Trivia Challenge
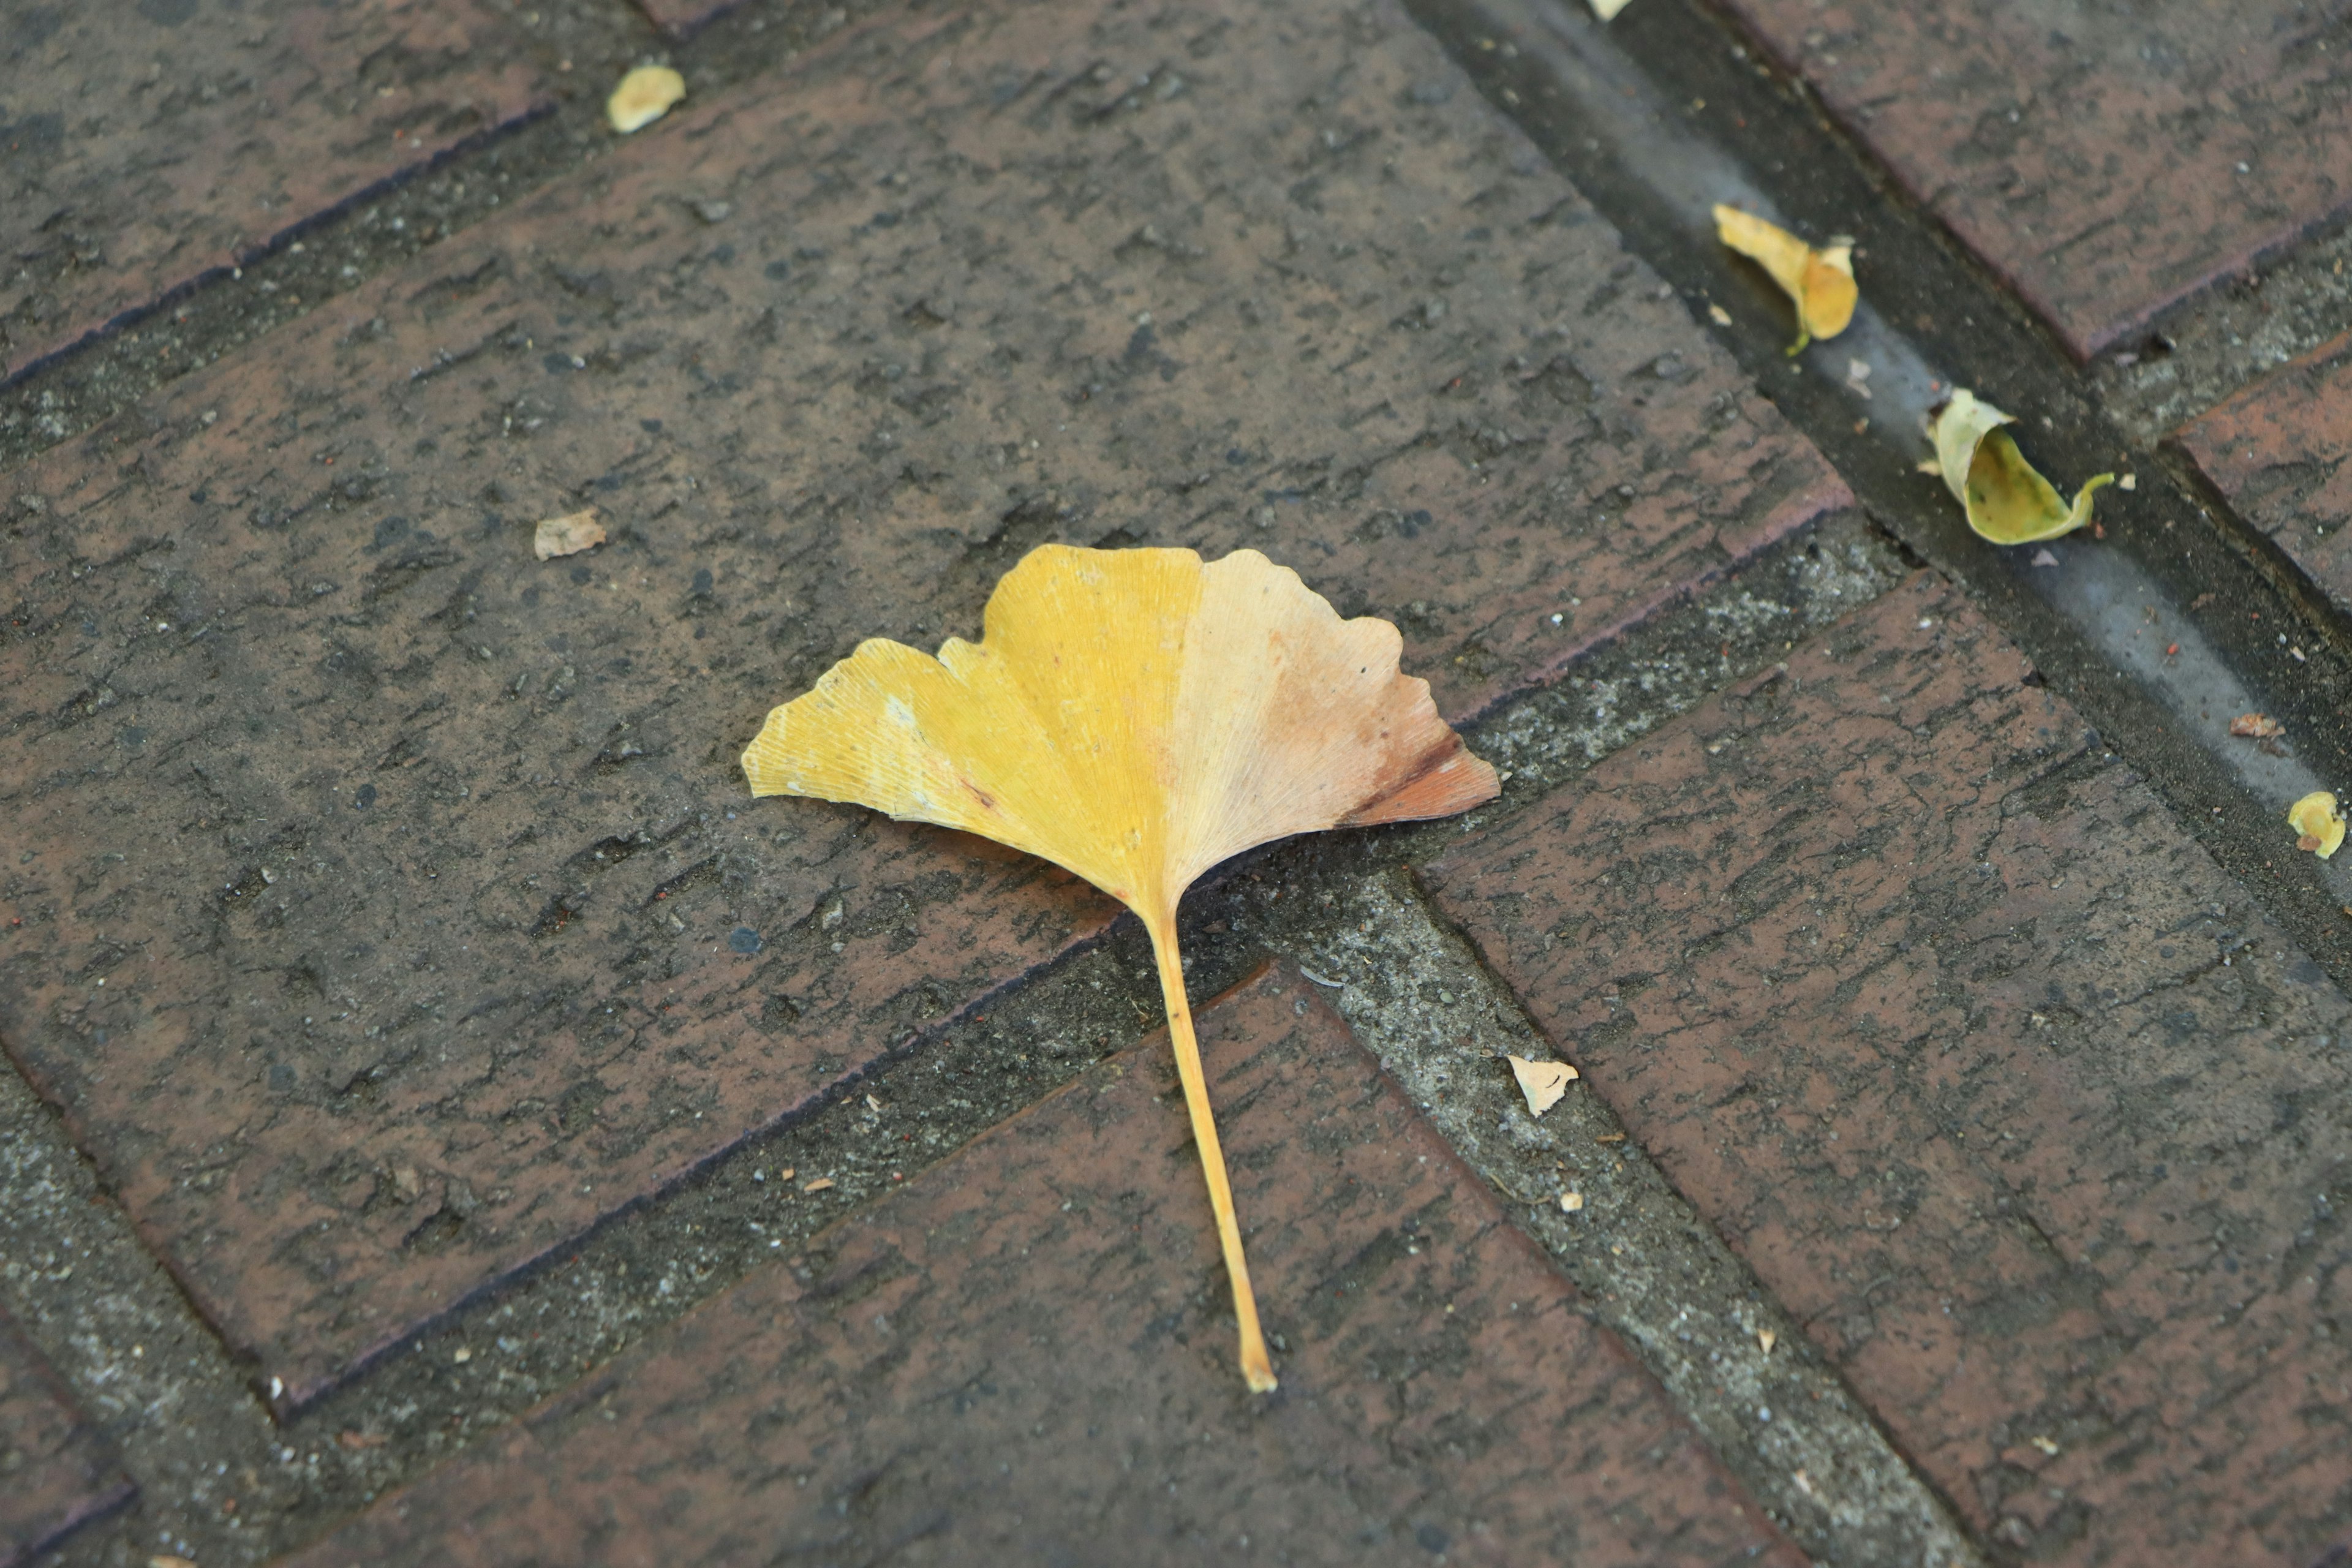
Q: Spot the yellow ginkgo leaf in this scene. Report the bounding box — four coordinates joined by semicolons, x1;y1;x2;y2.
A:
742;545;1499;1390
1930;389;2114;546
607;65;685;134
1713;205;1856;353
2290;791;2346;859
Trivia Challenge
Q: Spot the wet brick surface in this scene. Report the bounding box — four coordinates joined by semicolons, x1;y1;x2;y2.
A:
1427;575;2352;1566
2174;330;2352;616
285;966;1802;1568
0;0;542;380
1714;0;2352;360
0;1306;131;1567
0;0;1842;1411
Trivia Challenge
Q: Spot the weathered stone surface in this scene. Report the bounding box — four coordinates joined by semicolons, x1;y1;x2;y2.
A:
287;967;1803;1568
0;0;1843;1409
2174;330;2352;615
1427;575;2352;1565
0;1306;132;1567
0;0;542;379
1715;0;2352;360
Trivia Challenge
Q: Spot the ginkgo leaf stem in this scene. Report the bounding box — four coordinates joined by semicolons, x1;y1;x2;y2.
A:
1146;910;1278;1393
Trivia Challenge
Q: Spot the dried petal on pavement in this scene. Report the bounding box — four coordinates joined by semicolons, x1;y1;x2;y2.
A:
2230;714;2285;739
2290;791;2346;859
1713;205;1856;353
802;1177;835;1194
1930;388;2114;546
1507;1053;1579;1117
741;543;1499;1392
533;509;606;560
608;66;687;134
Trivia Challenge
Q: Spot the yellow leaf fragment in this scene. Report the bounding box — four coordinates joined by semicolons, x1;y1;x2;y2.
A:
608;65;685;134
1713;205;1856;353
1507;1053;1578;1117
1589;0;1635;18
1931;390;2113;545
743;545;1499;1391
533;508;606;560
2290;791;2346;859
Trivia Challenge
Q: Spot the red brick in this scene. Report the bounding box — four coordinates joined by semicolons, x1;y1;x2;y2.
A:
1714;0;2352;360
1427;575;2352;1565
0;0;1841;1409
284;967;1803;1568
2174;330;2352;614
0;1307;132;1567
627;0;737;38
0;0;542;379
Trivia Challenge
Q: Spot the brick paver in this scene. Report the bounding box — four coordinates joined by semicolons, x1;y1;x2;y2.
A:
1427;575;2352;1565
628;0;735;38
0;1307;131;1567
284;966;1803;1568
0;0;542;380
1714;0;2352;360
0;0;1844;1409
2175;330;2352;617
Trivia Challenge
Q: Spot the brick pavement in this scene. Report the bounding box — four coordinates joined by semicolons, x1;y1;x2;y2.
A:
1428;574;2352;1566
0;0;1844;1412
0;1306;131;1568
2174;330;2352;617
1713;0;2352;361
628;0;736;38
284;966;1804;1568
0;0;543;380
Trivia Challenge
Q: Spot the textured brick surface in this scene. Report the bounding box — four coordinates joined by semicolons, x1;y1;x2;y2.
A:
1716;0;2352;360
1428;575;2352;1566
0;1307;132;1567
287;967;1801;1568
0;0;1842;1409
2176;330;2352;616
0;0;541;379
627;0;739;39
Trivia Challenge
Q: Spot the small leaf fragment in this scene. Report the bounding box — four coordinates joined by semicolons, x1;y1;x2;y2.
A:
2291;792;2346;858
1590;0;1635;17
802;1176;835;1194
1507;1053;1578;1117
533;508;605;560
1758;1328;1777;1355
1713;205;1856;352
1930;388;2114;545
608;65;685;134
2230;713;2284;739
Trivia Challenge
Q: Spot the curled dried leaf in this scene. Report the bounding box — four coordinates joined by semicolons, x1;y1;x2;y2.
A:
1930;389;2113;546
1713;205;1856;353
2290;791;2346;859
533;508;606;560
2230;713;2284;739
1507;1053;1578;1117
743;545;1499;1391
608;65;685;134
